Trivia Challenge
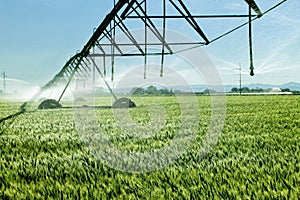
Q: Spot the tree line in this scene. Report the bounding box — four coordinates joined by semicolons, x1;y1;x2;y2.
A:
230;87;293;93
130;86;216;96
131;85;174;96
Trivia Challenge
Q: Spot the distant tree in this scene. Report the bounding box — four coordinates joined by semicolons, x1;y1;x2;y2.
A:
292;90;300;95
251;88;264;93
231;87;239;93
131;85;175;96
241;87;250;93
202;89;216;94
131;87;145;96
146;85;157;95
158;88;171;95
281;88;291;92
257;88;264;93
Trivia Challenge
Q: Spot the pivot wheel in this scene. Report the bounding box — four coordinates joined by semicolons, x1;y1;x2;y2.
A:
112;97;136;109
38;99;62;109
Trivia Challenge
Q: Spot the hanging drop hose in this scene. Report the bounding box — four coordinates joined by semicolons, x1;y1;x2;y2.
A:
249;3;255;76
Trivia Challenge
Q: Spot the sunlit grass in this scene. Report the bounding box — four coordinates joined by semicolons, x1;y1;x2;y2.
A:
0;95;299;199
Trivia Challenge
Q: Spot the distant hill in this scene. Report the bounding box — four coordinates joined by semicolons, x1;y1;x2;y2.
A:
189;82;300;93
109;82;300;94
247;82;300;91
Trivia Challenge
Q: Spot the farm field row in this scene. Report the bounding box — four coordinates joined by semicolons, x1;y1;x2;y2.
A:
0;95;299;199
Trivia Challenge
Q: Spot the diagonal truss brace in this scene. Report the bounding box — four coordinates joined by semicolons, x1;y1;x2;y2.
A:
38;0;286;103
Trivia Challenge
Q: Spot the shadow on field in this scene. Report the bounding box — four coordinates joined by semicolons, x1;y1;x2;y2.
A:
0;102;28;134
63;106;112;109
0;112;24;135
0;103;128;134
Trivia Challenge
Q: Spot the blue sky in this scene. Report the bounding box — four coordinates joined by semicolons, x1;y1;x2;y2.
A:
0;0;299;89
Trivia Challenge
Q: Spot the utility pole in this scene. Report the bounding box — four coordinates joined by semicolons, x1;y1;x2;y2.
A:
2;71;6;94
239;63;242;95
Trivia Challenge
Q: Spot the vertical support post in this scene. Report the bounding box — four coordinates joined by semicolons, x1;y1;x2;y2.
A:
110;0;116;82
93;28;97;84
111;22;115;82
144;0;147;79
160;0;166;77
249;4;254;76
103;56;106;77
93;55;95;83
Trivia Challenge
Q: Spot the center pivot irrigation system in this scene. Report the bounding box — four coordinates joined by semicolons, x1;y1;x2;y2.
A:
0;0;287;121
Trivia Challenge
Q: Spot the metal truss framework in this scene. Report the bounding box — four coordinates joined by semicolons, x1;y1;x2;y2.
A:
40;0;287;102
